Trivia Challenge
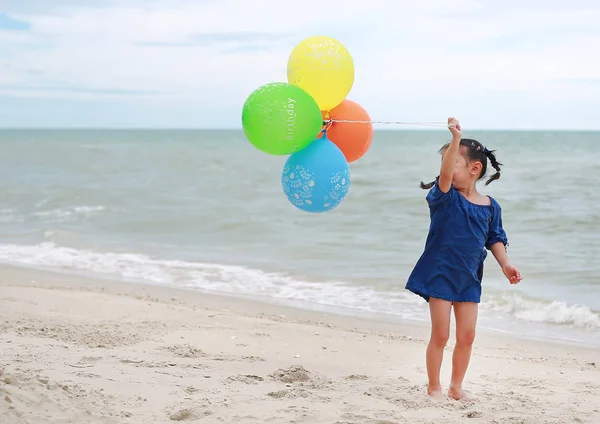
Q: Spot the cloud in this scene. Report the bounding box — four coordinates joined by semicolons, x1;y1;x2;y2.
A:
0;83;158;95
0;0;119;14
134;31;295;54
0;0;599;129
137;32;294;46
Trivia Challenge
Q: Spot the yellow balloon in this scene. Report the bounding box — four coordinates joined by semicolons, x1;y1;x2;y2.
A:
287;36;354;111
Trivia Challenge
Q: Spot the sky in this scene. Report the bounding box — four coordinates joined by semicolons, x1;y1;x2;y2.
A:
0;0;599;129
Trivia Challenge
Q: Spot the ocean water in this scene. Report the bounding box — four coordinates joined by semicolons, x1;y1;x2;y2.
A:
0;129;599;347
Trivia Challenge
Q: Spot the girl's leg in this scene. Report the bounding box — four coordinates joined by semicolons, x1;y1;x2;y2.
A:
449;301;478;401
426;297;452;400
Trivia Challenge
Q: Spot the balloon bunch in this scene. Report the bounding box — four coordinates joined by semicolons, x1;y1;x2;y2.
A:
242;36;373;213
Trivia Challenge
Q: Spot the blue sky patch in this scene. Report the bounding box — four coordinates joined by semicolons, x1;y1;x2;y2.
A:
0;13;31;31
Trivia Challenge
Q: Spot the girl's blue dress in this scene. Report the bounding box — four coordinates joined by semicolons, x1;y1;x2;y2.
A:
405;180;508;303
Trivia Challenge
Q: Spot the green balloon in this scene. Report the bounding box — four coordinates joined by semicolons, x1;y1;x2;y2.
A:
242;82;323;155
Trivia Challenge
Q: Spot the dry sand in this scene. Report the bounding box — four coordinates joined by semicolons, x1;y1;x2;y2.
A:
0;265;598;424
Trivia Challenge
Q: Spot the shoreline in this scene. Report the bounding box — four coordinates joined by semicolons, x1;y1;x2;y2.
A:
1;263;599;423
0;262;597;350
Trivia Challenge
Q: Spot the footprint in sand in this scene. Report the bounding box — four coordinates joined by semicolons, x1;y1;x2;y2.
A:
167;406;212;421
269;365;311;384
162;344;207;359
267;388;314;400
345;374;369;381
67;355;104;369
75;372;102;379
464;411;483;419
119;358;145;364
168;409;197;421
225;374;264;385
362;385;425;410
241;355;265;362
339;413;398;424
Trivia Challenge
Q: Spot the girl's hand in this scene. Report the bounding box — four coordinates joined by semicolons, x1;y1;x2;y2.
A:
502;263;523;285
448;117;462;139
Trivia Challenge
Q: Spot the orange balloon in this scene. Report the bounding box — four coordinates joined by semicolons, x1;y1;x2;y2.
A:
322;99;373;163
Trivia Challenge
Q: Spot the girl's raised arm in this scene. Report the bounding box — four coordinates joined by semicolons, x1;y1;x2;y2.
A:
438;117;462;193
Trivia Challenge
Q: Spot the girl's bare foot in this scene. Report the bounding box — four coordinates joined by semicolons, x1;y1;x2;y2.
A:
427;387;446;401
448;387;478;402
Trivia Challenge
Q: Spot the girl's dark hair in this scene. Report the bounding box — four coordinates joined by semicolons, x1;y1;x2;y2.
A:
420;138;502;189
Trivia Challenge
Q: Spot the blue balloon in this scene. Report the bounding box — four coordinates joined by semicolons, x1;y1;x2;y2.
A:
281;134;351;213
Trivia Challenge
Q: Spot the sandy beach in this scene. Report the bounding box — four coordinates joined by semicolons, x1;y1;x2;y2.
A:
0;265;598;424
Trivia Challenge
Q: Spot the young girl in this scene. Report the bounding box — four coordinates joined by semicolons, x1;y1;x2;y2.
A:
405;117;522;402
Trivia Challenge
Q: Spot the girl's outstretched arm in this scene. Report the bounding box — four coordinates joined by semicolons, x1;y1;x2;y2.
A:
438;117;462;193
490;242;523;285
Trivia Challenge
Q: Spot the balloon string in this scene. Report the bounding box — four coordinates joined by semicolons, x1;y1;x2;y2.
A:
324;119;449;128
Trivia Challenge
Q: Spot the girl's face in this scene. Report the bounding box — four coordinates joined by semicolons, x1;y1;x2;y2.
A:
441;146;483;190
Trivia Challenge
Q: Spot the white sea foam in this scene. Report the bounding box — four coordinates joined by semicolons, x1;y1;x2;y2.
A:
33;205;107;220
0;242;597;341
